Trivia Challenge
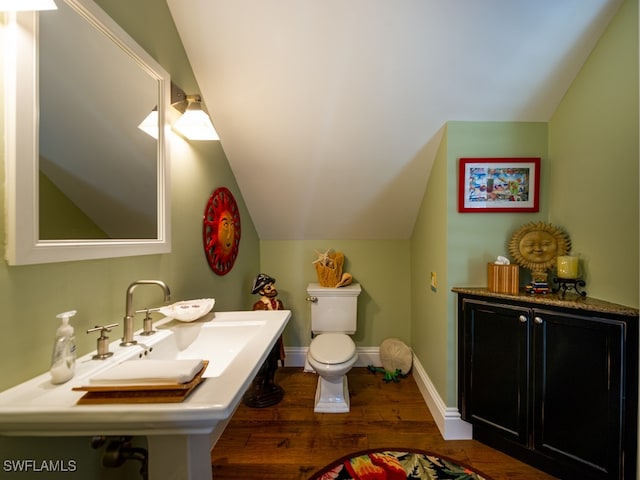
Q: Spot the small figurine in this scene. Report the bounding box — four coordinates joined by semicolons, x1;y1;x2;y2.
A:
243;273;286;408
367;365;407;383
251;273;284;312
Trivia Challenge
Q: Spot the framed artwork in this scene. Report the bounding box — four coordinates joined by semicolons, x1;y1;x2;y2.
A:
203;187;241;275
458;157;540;213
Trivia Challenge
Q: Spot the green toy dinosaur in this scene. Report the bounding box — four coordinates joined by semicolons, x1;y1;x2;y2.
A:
367;365;407;383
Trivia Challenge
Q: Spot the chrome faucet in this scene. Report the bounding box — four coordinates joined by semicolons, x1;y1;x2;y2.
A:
120;280;171;346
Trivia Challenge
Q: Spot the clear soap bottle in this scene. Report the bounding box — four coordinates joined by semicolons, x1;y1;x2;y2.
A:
49;310;77;384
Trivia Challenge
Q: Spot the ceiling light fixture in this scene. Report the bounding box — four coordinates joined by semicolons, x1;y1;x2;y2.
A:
0;0;57;10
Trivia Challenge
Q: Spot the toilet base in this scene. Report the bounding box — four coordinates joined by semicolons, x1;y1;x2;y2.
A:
314;375;350;413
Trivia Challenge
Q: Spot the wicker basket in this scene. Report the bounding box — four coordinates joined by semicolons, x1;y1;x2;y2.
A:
314;252;345;287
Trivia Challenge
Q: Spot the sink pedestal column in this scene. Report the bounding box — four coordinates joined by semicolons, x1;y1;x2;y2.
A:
147;434;210;480
146;421;229;480
147;418;231;480
242;339;285;408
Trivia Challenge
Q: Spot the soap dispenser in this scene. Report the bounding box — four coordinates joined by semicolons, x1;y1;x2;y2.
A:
49;310;77;384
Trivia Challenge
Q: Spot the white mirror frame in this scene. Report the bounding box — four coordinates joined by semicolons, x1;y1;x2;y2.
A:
4;0;171;265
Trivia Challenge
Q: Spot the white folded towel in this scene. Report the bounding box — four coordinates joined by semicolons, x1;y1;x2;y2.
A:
89;359;204;386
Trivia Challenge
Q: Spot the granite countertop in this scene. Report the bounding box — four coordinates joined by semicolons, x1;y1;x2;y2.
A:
452;287;639;317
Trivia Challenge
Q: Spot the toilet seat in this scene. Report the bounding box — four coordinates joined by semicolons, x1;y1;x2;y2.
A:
309;333;356;364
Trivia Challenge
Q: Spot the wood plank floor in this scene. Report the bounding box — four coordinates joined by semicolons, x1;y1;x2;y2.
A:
211;367;558;479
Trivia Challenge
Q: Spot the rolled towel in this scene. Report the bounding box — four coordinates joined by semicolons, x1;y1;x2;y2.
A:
89;359;204;386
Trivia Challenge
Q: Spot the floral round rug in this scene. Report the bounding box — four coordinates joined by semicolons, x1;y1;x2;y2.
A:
308;448;491;480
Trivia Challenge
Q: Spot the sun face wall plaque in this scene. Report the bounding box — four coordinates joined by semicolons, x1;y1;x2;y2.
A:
203;187;241;275
508;221;571;283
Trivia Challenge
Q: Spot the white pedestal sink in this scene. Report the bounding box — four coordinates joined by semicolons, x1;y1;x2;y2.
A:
0;309;290;480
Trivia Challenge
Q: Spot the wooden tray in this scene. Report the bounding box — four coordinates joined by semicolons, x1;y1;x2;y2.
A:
73;361;208;404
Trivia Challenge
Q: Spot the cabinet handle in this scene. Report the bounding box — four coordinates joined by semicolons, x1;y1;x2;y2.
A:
518;315;528;323
534;316;543;324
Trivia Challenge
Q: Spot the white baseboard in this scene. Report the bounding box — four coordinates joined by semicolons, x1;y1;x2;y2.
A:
411;354;472;440
284;346;381;369
283;347;307;367
283;346;472;441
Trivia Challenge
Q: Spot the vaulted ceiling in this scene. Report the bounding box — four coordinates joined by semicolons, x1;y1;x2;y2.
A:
167;0;622;240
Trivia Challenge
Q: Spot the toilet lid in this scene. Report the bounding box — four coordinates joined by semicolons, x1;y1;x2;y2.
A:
309;334;356;364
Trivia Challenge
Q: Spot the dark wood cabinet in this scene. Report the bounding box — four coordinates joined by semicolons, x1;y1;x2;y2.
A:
455;288;638;480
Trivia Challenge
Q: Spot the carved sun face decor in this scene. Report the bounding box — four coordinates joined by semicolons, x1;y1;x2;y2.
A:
508;221;571;283
203;187;241;275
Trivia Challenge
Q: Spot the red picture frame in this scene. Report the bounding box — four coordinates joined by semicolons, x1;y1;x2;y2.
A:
458;157;540;213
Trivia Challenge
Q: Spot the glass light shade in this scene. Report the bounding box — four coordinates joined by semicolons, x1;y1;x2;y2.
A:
138;108;158;139
0;0;57;10
173;101;219;141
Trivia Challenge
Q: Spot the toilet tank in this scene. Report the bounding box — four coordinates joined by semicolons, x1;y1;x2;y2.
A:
307;283;361;334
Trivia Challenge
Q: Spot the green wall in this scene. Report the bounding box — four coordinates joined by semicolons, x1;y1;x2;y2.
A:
410;126;450;400
548;0;638;307
411;122;549;405
0;2;260;478
260;240;411;349
409;0;637;409
0;0;636;477
0;0;260;393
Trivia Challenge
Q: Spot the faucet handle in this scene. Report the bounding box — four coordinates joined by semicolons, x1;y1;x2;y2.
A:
134;307;161;314
87;323;119;360
86;323;119;334
137;308;158;337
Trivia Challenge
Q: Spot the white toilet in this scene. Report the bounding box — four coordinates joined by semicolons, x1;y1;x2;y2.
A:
306;283;361;413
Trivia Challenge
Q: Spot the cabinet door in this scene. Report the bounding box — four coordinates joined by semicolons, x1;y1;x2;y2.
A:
533;309;624;479
461;299;530;445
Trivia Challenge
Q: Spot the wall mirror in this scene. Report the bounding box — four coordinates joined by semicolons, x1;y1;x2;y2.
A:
4;0;171;265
